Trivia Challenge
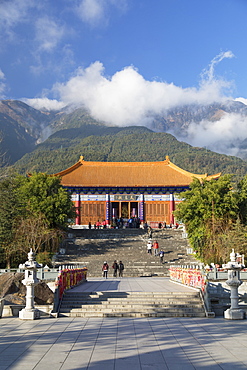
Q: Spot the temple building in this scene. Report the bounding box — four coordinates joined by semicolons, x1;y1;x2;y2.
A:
53;156;220;228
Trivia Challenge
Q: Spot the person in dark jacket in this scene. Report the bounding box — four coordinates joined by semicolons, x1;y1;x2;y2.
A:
119;261;124;277
159;250;164;263
112;260;119;277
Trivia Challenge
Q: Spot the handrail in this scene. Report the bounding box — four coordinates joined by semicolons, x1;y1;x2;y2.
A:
56;267;87;299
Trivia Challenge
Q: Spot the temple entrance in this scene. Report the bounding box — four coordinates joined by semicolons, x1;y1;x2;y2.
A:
120;202;139;219
120;202;129;218
111;201;139;219
130;202;138;217
112;202;119;218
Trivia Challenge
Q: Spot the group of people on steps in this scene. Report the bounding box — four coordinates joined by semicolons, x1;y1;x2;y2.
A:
102;260;124;279
147;226;164;263
101;225;165;279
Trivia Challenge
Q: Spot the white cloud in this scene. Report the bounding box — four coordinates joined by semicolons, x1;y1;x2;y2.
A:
35;17;66;52
235;97;247;106
0;69;5;80
200;51;235;84
26;51;247;157
184;113;247;157
0;0;36;40
77;0;104;25
50;60;231;126
76;0;128;26
0;0;33;27
23;97;66;112
0;69;6;98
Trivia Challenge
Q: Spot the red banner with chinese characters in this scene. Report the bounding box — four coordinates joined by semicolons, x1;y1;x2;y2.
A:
169;266;206;292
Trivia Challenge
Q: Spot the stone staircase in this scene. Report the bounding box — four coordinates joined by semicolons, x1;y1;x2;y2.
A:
59;290;205;318
55;228;198;277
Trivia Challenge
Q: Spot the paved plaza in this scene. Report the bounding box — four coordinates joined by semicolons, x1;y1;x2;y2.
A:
1;278;247;369
70;277;196;293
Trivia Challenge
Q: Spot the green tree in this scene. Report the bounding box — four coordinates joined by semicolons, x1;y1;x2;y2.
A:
0;173;75;267
174;175;239;263
0;175;22;267
16;173;75;229
215;218;247;263
237;174;247;225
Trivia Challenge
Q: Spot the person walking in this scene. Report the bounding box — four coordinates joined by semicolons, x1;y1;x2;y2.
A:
102;261;109;278
112;260;119;277
119;261;124;277
147;239;152;255
152;240;159;256
147;226;153;239
159;250;164;263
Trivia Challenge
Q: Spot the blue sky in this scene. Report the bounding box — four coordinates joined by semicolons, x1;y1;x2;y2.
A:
0;0;246;100
1;0;247;156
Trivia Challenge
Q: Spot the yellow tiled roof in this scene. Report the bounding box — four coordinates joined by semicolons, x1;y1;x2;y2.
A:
54;156;221;187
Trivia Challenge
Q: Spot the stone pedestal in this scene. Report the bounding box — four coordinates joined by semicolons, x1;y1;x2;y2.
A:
0;298;4;318
19;308;40;320
224;308;245;320
19;283;40;320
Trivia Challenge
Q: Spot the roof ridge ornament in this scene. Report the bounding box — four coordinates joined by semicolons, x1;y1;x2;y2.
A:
80;155;84;162
165;155;170;163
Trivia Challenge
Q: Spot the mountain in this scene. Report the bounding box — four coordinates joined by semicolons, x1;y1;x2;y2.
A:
1;99;247;181
0;112;35;166
152;101;247;134
151;100;247;136
13;126;247;181
0;100;55;166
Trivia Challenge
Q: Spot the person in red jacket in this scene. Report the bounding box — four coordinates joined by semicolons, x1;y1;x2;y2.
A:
152;240;159;256
102;261;109;278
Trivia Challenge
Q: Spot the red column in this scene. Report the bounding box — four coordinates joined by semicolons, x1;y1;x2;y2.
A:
169;193;175;225
75;193;80;225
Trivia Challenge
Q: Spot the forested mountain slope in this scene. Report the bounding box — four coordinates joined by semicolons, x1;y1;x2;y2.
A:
14;126;247;180
1;99;247;181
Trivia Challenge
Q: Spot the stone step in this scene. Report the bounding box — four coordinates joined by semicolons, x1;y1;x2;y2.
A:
62;307;204;314
61;295;200;301
60;304;204;310
59;311;206;318
64;290;199;299
59;289;205;318
56;228;198;279
63;292;199;298
61;299;202;305
61;295;202;302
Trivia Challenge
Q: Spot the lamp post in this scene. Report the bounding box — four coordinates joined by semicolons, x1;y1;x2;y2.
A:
19;249;42;320
223;249;245;320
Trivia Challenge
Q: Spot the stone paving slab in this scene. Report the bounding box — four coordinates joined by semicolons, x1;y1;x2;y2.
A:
1;315;247;369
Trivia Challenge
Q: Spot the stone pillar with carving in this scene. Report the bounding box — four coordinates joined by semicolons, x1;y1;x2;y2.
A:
19;249;42;320
223;249;245;320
